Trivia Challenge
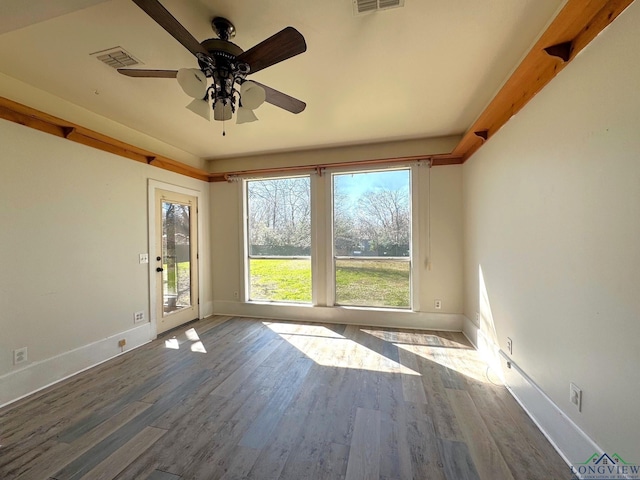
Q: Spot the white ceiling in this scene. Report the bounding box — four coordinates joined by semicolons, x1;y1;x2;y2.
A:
0;0;565;162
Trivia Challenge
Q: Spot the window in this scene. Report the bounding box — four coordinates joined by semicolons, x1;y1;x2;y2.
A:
243;168;414;309
246;176;311;303
332;169;411;308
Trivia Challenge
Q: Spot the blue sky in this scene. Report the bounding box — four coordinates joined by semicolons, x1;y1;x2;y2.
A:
333;169;410;206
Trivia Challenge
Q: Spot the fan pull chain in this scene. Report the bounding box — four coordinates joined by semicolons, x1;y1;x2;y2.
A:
222;118;226;136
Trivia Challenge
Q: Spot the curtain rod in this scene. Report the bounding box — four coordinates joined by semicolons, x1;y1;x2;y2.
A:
209;153;462;182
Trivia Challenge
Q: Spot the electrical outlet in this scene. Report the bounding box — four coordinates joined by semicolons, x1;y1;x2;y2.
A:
507;337;513;355
434;299;442;310
570;383;582;411
13;347;28;365
233;291;239;299
133;311;145;323
139;253;149;264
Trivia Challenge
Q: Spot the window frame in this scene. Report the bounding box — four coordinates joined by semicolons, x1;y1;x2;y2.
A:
240;163;424;311
243;174;313;304
328;165;415;310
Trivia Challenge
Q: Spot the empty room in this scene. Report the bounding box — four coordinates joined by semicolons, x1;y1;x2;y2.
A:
1;0;639;479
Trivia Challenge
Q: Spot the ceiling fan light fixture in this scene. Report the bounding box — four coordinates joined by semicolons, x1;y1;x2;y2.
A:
213;100;233;121
177;68;208;98
186;98;211;121
240;81;266;110
120;1;308;132
236;106;259;124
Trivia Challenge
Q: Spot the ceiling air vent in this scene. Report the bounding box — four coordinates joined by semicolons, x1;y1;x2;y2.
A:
91;47;141;69
353;0;404;15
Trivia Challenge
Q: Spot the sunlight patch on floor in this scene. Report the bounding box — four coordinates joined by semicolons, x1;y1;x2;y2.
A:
185;328;200;341
190;341;207;353
163;328;207;353
361;328;471;350
264;322;345;338
264;322;420;375
395;343;499;384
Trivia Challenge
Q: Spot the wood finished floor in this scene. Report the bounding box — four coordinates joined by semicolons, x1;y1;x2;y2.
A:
0;316;569;480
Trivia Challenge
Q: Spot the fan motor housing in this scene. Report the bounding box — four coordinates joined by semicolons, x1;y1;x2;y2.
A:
200;38;244;59
199;38;246;78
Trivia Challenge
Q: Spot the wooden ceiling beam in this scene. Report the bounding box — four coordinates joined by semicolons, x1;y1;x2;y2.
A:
452;0;634;162
0;100;68;139
0;96;209;181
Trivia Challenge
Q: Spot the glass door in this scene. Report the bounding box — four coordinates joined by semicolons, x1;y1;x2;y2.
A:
155;189;199;333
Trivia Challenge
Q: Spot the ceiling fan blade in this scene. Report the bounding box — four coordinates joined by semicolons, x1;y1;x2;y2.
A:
251;81;306;114
237;27;306;74
131;0;209;58
118;69;178;78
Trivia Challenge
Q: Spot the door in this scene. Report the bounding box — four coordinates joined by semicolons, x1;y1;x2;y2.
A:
155;189;199;333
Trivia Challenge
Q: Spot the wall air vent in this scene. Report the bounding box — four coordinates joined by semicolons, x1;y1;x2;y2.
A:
353;0;404;15
91;47;141;69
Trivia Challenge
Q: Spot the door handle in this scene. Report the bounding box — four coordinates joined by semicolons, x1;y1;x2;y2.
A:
156;267;164;272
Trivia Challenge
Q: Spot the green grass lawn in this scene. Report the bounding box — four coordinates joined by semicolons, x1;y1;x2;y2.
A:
162;261;192;309
249;259;312;302
163;261;190;291
249;258;410;307
335;259;410;307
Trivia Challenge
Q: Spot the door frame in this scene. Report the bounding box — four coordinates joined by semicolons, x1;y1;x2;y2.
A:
148;179;204;338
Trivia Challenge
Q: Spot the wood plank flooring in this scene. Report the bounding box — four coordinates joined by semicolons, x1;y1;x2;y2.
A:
0;316;568;480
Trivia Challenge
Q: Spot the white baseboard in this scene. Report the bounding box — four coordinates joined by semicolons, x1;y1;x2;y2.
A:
0;322;153;408
462;316;604;472
212;300;465;331
500;349;611;469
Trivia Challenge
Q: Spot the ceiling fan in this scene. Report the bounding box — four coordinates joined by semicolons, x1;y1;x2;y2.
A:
118;0;307;127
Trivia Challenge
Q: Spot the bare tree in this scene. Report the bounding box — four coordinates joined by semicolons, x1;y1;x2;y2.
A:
356;187;410;256
248;177;311;254
333;189;358;255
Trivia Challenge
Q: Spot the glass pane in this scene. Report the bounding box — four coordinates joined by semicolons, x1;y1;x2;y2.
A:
247;177;311;303
162;201;191;314
335;259;410;308
333;170;410;257
249;258;312;303
247;177;311;256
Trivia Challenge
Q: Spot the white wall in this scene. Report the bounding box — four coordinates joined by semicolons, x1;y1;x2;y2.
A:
424;164;463;315
211;156;464;330
0;117;211;406
463;1;640;462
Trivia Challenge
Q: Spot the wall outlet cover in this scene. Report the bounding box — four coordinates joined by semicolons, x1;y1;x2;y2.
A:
13;347;28;365
570;382;582;412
